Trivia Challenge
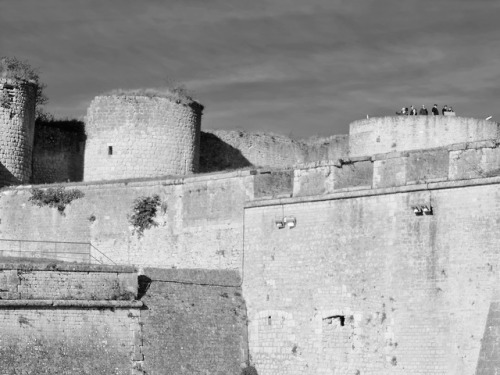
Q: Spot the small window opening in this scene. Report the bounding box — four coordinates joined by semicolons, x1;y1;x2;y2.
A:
268;316;272;325
108;146;113;155
323;315;345;326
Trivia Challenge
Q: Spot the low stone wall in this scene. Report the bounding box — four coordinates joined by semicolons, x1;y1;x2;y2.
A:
0;262;143;375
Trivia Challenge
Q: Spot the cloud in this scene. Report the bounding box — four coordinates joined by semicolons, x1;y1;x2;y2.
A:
2;0;500;136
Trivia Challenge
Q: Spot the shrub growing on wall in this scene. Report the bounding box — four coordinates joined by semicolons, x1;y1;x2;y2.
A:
29;186;84;214
0;56;48;117
129;195;162;237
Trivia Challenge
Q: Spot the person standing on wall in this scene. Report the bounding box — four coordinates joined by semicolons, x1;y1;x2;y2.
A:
432;104;439;115
419;105;428;115
442;105;448;115
409;105;417;115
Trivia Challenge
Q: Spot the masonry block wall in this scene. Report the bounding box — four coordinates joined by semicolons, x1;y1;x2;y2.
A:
243;182;500;374
0;262;143;375
139;268;248;375
293;140;500;197
84;94;202;181
32;120;85;184
0;78;36;186
0;170;262;269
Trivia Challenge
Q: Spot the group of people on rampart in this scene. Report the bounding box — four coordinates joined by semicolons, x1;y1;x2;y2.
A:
396;104;455;116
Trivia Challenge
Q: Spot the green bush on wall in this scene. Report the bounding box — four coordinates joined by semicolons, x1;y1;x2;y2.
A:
129;195;162;237
29;186;84;214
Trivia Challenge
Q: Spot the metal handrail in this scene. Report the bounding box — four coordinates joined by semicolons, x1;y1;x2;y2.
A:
90;244;117;265
0;238;91;245
0;238;117;265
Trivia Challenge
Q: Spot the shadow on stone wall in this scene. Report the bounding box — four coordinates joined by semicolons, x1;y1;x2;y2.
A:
476;299;500;374
199;131;253;172
32;119;86;184
0;162;21;188
241;365;259;374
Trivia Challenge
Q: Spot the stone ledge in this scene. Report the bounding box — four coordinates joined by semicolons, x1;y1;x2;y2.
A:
0;299;143;308
0;261;136;273
1;168;257;193
246;175;500;208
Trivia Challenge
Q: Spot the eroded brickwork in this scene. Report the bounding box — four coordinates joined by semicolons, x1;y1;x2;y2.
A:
84;95;202;181
0;263;143;374
0;78;36;186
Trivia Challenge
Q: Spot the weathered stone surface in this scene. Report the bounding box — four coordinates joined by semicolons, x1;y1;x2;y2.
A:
406;149;449;183
140;269;247;375
333;160;373;189
254;170;293;198
0;264;142;375
373;157;407;188
450;147;500;180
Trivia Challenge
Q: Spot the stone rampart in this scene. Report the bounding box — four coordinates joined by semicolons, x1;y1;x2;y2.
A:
349;116;499;157
84;94;202;181
0;78;36;186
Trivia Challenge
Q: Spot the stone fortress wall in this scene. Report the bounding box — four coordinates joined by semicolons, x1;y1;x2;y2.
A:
84;94;202;181
1;78;500;374
0;78;36;186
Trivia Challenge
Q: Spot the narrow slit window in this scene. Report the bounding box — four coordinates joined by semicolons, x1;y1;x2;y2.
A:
108;146;113;155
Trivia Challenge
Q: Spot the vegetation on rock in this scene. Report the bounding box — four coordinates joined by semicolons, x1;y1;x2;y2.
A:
29;186;84;214
0;56;48;117
129;195;162;237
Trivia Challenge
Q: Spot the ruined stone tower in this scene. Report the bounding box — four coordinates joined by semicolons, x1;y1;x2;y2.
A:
0;78;37;186
84;93;202;181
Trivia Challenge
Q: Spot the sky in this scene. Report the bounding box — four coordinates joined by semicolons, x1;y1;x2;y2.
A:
2;0;500;138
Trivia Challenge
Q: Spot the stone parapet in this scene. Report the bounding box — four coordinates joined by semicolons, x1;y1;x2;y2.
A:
348;116;499;157
292;139;500;198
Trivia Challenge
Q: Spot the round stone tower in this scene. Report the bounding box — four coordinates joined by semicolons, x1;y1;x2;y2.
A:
0;78;37;186
84;93;202;181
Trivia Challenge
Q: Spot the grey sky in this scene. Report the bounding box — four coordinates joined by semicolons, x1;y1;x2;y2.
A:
2;0;499;138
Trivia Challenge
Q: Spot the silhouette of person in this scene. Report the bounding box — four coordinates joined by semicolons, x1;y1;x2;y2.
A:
419;105;428;115
432;104;439;115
